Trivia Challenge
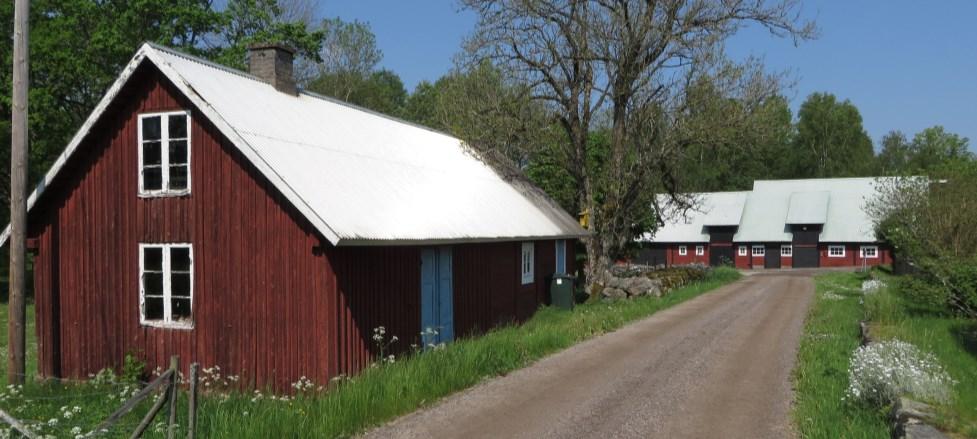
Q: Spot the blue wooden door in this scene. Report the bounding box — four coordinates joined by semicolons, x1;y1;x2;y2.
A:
420;247;453;345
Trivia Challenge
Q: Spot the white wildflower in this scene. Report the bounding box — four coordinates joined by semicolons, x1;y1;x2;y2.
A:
846;339;955;406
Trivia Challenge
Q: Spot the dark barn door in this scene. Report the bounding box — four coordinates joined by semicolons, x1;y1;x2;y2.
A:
710;246;734;266
764;244;781;268
793;246;819;268
635;246;667;266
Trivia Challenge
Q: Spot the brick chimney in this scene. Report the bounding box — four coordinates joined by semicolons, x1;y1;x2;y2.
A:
248;43;297;95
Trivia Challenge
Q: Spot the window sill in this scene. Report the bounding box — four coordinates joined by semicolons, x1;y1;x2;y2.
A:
140;321;194;330
138;190;191;199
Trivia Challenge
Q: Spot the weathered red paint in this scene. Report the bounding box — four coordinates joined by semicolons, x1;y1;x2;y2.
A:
664;243;709;266
28;65;574;391
818;243;892;268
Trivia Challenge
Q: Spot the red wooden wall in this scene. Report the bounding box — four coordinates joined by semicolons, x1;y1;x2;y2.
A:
28;65;572;391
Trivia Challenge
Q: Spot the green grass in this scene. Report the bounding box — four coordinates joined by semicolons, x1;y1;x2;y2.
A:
865;273;977;437
1;267;741;438
793;272;889;439
794;270;977;439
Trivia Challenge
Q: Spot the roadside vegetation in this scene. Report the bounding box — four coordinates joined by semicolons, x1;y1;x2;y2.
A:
0;267;740;438
793;272;889;438
794;270;977;438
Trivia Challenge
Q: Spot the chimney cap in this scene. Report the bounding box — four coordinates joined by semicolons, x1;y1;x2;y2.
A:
247;43;296;54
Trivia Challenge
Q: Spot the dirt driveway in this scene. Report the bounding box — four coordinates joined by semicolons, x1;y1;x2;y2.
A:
363;271;816;439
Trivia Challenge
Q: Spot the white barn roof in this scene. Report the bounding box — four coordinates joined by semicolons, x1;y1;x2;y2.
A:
643;191;749;243
644;177;891;244
1;44;586;246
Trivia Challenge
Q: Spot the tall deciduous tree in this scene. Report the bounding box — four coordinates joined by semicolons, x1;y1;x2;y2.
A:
462;0;815;283
905;126;972;173
791;92;874;177
876;130;911;175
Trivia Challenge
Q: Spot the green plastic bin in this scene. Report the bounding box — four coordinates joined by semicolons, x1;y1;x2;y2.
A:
550;273;575;311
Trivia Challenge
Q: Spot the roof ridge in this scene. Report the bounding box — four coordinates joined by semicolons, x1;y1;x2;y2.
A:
143;42;460;141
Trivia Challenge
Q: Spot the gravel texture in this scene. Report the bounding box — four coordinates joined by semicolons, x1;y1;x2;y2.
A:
362;270;815;439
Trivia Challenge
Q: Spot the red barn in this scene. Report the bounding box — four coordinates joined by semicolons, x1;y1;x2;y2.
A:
0;44;585;390
636;178;894;269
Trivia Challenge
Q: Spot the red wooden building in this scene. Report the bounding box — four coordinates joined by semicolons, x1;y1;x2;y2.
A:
0;44;585;390
636;178;894;269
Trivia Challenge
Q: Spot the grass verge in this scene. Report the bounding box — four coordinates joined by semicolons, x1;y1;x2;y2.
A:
865;271;977;437
0;267;740;438
793;272;889;438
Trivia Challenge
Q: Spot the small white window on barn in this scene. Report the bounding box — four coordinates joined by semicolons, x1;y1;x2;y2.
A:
140;243;193;328
678;245;688;256
521;242;534;285
139;111;191;196
781;245;792;257
860;245;879;258
752;245;765;257
695;245;705;256
828;245;846;257
738;245;747;256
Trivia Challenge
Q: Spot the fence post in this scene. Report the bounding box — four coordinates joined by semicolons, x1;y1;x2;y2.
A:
167;355;179;439
187;363;198;439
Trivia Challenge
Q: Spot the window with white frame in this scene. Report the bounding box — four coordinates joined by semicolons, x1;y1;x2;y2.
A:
140;244;193;328
521;242;534;284
678;245;688;256
781;245;792;257
828;245;846;257
752;245;765;257
695;245;705;256
139;111;190;196
738;245;747;256
860;245;879;258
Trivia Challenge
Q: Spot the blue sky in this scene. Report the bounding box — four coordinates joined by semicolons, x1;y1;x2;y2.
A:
320;1;976;150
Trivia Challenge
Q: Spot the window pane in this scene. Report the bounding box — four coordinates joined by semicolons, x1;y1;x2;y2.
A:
142;116;161;141
172;298;192;321
168;140;187;164
168;165;188;190
143;272;164;295
144;247;163;271
168;114;187;139
143;141;162;165
171;273;191;297
171;247;191;271
144;297;164;320
143;167;163;190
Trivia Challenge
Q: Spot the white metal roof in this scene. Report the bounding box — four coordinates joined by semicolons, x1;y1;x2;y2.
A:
785;191;829;224
0;44;586;246
642;191;749;243
644;178;891;245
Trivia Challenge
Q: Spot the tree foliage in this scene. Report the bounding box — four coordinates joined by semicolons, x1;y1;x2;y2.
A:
791;92;874;177
868;162;977;319
462;0;815;281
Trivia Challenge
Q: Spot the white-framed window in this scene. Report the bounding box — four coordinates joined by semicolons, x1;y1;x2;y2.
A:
678;245;688;256
555;240;567;274
738;245;747;256
781;245;792;257
695;245;705;256
752;245;765;257
860;245;879;259
521;242;534;284
139;111;191;196
140;243;194;328
828;245;846;257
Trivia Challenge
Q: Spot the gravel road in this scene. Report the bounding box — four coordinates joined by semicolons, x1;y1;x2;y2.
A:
362;270;815;439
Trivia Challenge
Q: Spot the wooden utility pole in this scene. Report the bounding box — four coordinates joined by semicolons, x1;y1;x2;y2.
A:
8;0;29;385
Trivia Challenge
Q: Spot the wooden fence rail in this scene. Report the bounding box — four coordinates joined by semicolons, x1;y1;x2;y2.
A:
0;356;200;439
